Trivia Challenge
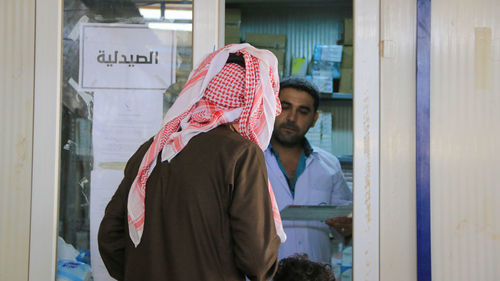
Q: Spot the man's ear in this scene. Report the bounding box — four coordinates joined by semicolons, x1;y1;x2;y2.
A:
311;111;319;127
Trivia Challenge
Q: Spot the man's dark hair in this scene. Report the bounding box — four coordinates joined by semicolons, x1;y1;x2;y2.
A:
274;254;336;281
280;77;320;111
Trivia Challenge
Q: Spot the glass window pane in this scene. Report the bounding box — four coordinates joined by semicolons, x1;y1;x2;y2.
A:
224;1;353;280
57;1;192;280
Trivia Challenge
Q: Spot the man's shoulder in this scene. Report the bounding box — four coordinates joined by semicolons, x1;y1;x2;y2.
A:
311;146;339;160
310;146;342;168
191;126;263;159
263;146;273;157
203;126;257;147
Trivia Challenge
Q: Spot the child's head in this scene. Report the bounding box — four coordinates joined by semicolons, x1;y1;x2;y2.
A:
274;254;336;281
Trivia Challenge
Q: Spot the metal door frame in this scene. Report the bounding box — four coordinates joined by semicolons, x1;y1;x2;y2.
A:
29;0;382;280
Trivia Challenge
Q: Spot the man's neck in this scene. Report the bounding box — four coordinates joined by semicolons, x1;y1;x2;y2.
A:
270;137;305;181
270;137;304;160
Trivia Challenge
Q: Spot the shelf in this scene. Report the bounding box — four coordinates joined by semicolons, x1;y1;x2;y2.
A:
337;155;353;163
319;92;353;100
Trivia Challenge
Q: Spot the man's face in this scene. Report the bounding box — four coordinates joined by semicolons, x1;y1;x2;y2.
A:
273;88;319;146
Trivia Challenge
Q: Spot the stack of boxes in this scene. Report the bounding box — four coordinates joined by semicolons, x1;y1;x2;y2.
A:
245;33;287;76
311;44;343;93
339;18;353;93
225;9;241;45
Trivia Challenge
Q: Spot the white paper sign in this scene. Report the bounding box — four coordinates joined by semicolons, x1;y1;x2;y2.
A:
90;90;162;281
92;90;163;166
79;23;176;90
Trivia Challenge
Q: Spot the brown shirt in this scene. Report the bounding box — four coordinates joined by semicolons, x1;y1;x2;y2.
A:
98;125;280;281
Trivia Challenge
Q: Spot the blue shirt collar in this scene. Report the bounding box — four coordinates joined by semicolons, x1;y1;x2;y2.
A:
268;138;313;198
268;138;314;157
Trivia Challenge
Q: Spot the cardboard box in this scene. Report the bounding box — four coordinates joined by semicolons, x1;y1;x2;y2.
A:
245;33;286;49
225;35;241;45
291;57;308;76
338;67;353;93
341;46;353;68
249;47;284;75
267;47;286;66
225;24;240;37
225;24;240;44
225;8;241;25
344;18;353;45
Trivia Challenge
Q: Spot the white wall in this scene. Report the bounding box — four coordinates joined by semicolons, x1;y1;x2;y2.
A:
431;0;500;280
379;0;418;280
0;0;35;280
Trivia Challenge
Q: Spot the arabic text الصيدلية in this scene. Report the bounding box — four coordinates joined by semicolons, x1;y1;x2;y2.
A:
96;50;159;67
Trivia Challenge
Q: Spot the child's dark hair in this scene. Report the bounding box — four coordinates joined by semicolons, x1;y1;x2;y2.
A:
274;254;336;281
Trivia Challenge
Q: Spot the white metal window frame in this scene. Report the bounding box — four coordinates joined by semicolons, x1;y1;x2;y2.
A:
29;0;63;279
352;0;380;280
29;0;380;280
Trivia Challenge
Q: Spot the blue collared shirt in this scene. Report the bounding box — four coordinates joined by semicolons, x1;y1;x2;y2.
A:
268;140;313;197
265;140;352;264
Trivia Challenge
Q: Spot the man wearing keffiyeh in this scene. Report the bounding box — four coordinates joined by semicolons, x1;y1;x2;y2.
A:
98;43;286;281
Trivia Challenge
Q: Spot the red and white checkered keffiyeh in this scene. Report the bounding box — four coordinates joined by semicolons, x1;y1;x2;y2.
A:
127;44;286;247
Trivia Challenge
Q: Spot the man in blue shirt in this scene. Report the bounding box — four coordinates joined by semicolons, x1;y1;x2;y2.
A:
265;77;352;265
